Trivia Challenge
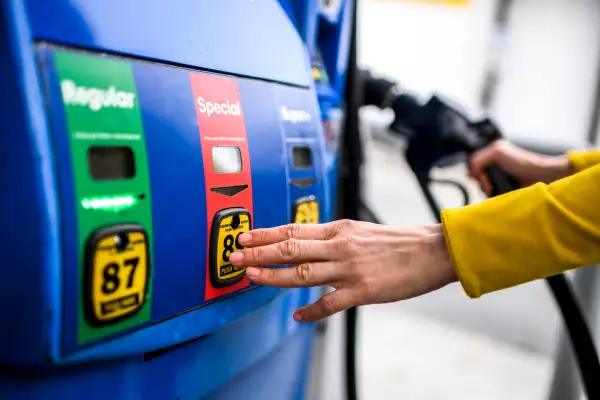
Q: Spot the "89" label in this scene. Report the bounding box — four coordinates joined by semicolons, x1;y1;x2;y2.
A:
210;209;251;288
222;232;243;262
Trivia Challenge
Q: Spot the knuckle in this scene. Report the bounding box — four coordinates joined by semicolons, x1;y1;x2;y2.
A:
492;140;508;157
278;239;300;259
255;228;269;243
263;267;277;282
332;219;354;233
320;295;336;316
333;235;356;252
324;222;340;239
248;247;263;263
283;223;303;239
296;263;313;283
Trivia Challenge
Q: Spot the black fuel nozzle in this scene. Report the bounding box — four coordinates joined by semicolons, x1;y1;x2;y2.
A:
388;92;519;196
389;94;492;169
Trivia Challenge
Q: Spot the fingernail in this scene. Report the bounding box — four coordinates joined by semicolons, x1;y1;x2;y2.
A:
293;311;304;322
238;233;252;245
229;252;244;264
246;267;261;278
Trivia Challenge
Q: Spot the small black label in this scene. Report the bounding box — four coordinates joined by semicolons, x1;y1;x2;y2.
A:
101;293;140;316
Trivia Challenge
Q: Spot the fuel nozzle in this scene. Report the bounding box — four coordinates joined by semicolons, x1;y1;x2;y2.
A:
388;92;504;174
387;90;520;198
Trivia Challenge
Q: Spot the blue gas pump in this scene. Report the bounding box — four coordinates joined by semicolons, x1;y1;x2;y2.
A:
280;0;353;216
0;0;353;398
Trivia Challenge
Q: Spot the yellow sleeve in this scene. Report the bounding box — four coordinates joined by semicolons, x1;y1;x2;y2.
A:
441;163;600;298
567;149;600;173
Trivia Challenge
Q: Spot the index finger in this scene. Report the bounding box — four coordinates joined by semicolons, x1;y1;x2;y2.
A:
238;222;337;248
232;238;336;267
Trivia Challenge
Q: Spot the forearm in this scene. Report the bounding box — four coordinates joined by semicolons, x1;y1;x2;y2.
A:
441;163;600;298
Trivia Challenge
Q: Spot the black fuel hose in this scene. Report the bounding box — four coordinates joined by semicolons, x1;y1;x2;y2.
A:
546;274;600;399
339;0;360;399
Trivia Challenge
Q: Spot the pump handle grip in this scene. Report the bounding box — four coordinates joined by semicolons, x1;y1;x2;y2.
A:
485;164;521;196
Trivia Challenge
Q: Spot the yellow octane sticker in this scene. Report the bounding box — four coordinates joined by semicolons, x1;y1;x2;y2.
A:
312;68;321;81
90;231;148;324
295;201;319;224
216;214;250;281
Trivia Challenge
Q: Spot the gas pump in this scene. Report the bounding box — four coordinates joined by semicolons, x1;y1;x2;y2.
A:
0;0;350;398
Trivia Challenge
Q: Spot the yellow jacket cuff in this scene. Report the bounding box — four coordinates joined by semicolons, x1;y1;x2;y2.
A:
441;163;600;298
567;150;600;173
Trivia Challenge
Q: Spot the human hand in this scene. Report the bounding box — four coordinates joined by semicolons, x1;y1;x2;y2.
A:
469;140;571;195
228;220;457;322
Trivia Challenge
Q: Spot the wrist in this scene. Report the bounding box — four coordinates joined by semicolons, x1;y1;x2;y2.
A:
423;224;458;285
538;155;572;182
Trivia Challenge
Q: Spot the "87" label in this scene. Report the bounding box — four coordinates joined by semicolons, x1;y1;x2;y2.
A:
85;227;150;326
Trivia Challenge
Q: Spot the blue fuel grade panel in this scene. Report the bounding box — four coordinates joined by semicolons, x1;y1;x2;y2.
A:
34;45;327;361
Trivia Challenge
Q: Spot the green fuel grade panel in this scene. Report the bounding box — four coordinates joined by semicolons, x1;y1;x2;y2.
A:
53;51;154;345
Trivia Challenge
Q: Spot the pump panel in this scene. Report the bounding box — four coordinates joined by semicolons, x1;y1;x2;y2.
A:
34;45;326;356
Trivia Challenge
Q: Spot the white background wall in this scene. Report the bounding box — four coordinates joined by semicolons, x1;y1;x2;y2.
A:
358;0;497;116
493;0;600;147
357;0;600;147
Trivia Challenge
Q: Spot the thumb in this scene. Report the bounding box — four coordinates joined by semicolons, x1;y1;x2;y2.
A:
469;142;502;178
473;171;493;196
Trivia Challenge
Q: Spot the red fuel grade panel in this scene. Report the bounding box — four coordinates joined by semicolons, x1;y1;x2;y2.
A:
190;73;254;301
